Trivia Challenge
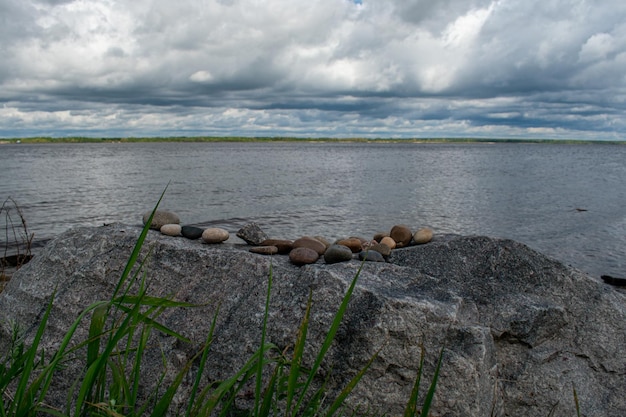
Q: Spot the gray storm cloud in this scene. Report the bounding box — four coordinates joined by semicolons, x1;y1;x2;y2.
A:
1;0;625;139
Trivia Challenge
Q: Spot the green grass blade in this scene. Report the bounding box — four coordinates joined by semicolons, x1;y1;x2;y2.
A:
403;344;426;417
87;303;108;368
419;346;444;417
573;383;581;417
254;262;273;416
285;290;313;416
294;261;364;415
114;303;191;344
185;305;220;417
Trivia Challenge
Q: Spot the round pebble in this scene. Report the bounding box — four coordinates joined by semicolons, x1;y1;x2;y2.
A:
373;232;388;242
160;224;182;237
336;238;363;253
260;239;294;254
358;250;386;262
181;225;204;240
293;237;327;256
289;247;319;265
324;244;354;264
390;225;412;248
142;210;180;230
380;236;397;250
249;246;278;255
202;228;230;244
413;227;434;244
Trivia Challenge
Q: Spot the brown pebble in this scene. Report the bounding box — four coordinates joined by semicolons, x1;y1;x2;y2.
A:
373;232;388;242
289;247;319;265
390;225;412;248
336;237;363;253
260;239;294;254
369;243;392;257
249;246;279;255
413;227;434;244
293;236;327;255
380;236;396;249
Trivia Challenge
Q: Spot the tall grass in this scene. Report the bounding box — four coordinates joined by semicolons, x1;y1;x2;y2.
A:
0;190;443;416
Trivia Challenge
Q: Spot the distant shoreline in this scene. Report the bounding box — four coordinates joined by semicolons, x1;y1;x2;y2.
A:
1;136;625;145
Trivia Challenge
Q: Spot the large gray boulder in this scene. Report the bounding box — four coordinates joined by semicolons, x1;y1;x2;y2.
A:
1;223;625;416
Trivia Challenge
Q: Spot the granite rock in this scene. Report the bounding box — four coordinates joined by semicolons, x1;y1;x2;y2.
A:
236;223;269;246
2;226;625;416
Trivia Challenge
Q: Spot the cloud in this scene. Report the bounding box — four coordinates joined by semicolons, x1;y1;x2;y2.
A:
1;0;626;139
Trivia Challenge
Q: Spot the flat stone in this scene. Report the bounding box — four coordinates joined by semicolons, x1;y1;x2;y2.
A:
142;210;180;230
390;225;412;248
202;228;230;244
249;246;278;255
236;223;269;246
293;237;327;256
181;225;204;240
324;244;354;264
336;238;363;253
160;224;182;237
289;247;319;265
358;250;386;262
260;239;293;254
413;227;433;244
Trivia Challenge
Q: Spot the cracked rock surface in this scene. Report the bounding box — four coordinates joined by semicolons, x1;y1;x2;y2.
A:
1;224;625;416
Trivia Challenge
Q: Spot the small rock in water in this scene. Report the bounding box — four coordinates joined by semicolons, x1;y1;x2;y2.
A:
181;225;204;240
324;244;354;264
336;238;363;253
237;223;269;246
142;210;181;230
249;246;278;255
358;250;386;262
293;237;327;256
260;239;294;254
390;225;412;248
380;236;397;250
289;247;319;265
368;243;392;257
160;224;182;237
413;227;433;244
202;228;230;244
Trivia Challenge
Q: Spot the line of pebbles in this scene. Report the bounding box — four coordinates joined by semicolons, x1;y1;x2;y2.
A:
143;210;433;266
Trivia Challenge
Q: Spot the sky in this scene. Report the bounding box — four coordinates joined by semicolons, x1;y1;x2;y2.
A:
1;0;626;140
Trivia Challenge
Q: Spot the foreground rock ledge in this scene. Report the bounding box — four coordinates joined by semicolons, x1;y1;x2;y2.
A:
1;223;625;416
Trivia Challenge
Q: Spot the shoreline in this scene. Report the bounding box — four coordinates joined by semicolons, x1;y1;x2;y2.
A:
1;136;625;145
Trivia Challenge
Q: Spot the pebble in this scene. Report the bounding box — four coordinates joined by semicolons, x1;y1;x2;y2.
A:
142;210;180;230
324;244;354;264
260;239;294;254
181;225;204;240
237;223;269;246
368;242;392;257
390;225;412;248
413;227;434;244
289;247;319;265
373;232;389;242
380;236;397;250
336;238;363;253
202;228;230;244
293;237;327;256
160;224;182;237
249;246;278;255
358;250;386;262
313;236;331;249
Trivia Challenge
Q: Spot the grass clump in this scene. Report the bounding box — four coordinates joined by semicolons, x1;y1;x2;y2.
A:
0;189;443;416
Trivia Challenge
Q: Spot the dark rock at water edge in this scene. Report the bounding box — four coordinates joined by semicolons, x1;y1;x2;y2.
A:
236;223;269;246
181;225;204;240
2;225;626;416
324;244;353;264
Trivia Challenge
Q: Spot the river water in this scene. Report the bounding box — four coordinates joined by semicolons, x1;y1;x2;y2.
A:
1;141;625;278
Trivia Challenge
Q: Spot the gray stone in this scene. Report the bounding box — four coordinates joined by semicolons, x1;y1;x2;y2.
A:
1;225;625;417
181;225;204;240
142;210;180;230
358;250;385;262
324;244;354;264
236;223;269;246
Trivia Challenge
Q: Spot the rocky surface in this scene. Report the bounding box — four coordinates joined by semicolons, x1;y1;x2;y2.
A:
1;223;625;416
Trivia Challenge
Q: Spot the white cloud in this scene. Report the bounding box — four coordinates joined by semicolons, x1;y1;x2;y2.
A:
1;0;626;139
